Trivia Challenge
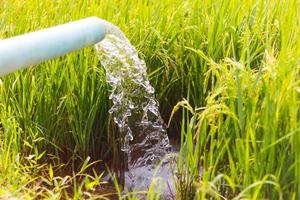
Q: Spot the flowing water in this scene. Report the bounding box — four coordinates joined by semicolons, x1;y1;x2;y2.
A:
96;33;176;198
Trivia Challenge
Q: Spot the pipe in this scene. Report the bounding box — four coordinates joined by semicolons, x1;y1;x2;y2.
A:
0;17;108;77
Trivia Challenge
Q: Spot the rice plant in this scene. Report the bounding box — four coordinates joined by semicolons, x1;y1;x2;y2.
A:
0;0;299;199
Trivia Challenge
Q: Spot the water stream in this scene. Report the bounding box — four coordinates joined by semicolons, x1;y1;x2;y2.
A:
96;33;175;198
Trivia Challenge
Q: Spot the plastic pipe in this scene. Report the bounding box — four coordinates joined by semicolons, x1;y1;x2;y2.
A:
0;17;108;76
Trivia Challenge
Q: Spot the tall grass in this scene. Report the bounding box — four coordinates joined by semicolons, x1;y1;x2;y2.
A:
0;0;299;199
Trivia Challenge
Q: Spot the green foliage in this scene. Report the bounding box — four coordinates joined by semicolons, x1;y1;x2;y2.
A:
0;0;299;199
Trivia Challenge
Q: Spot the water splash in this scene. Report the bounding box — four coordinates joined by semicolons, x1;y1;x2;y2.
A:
96;34;175;197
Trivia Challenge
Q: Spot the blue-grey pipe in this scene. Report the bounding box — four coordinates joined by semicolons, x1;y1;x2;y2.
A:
0;17;109;77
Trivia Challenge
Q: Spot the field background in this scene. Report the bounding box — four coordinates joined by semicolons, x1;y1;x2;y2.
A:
0;0;299;199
